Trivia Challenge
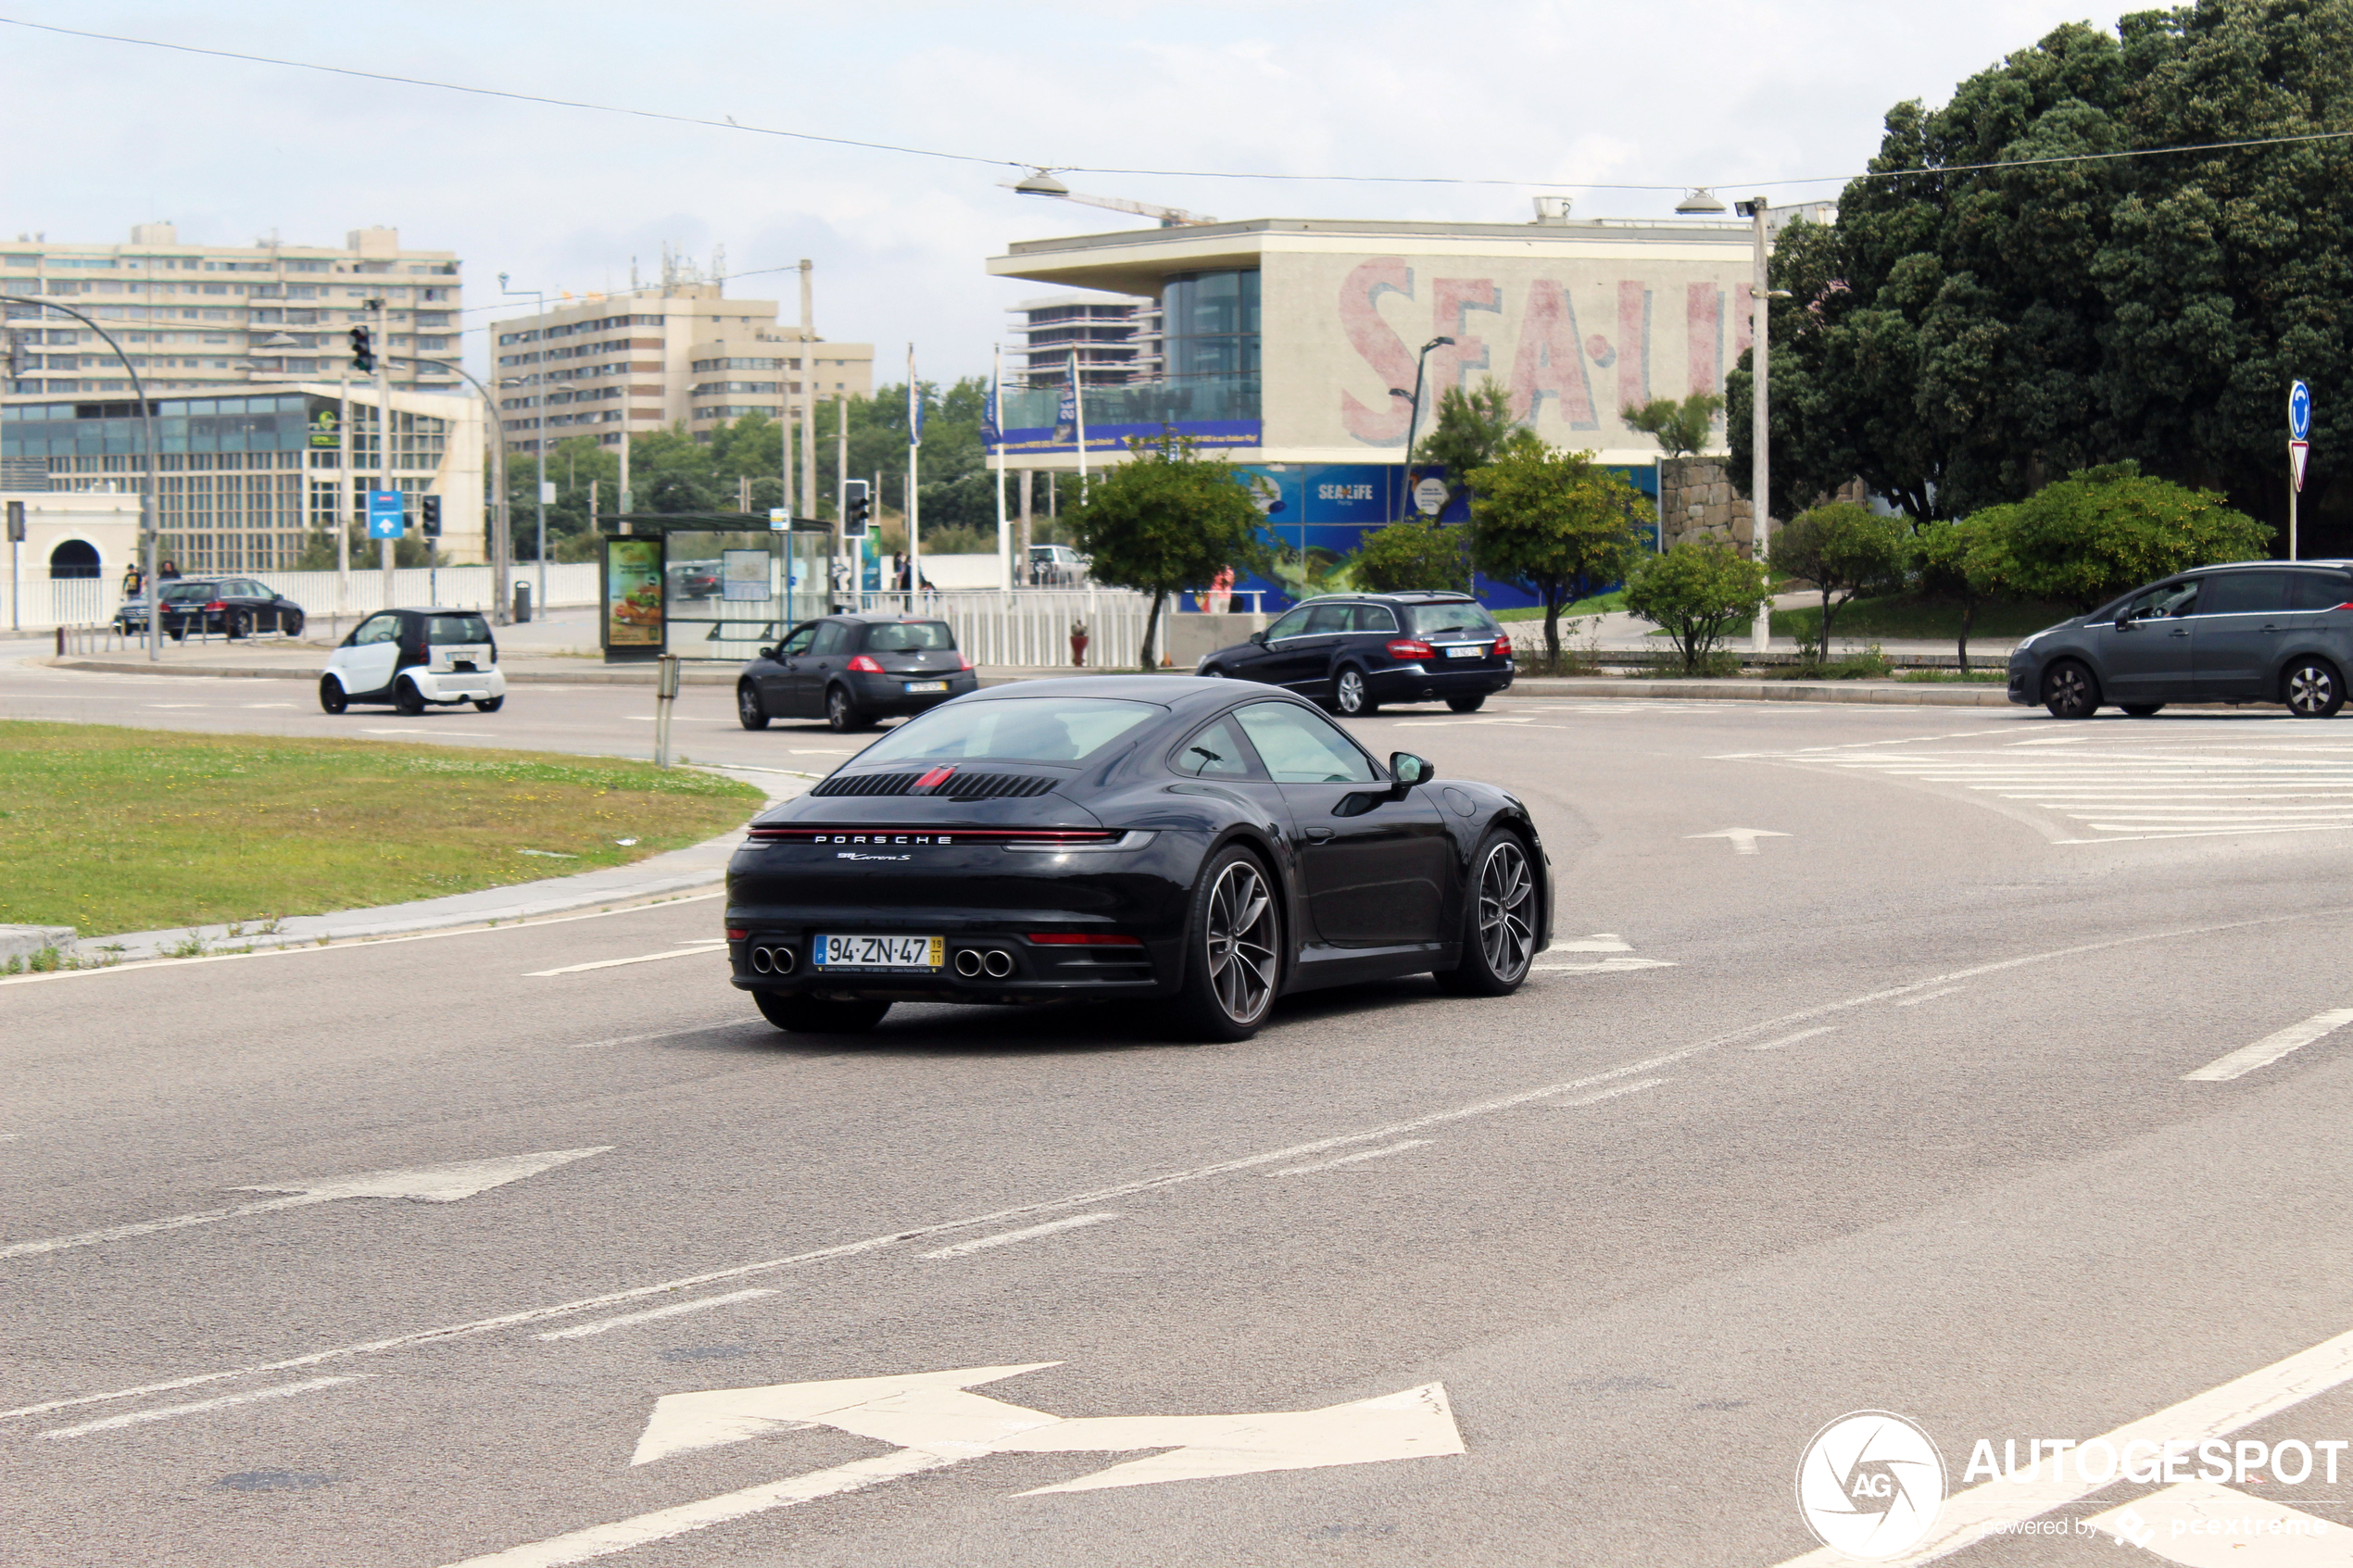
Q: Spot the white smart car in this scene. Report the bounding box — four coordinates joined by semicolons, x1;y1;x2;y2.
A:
320;607;507;715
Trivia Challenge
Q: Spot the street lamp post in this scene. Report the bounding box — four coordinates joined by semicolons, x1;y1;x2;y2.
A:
405;356;510;627
499;274;548;621
1733;198;1790;656
2;295;161;659
1391;336;1454;524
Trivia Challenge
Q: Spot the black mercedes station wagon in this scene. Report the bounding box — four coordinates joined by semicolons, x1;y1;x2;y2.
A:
1195;592;1516;716
736;613;979;733
724;676;1553;1041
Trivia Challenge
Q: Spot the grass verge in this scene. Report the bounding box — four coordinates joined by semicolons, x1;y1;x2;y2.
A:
0;721;765;937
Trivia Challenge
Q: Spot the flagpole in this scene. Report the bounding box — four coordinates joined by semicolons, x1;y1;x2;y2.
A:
906;343;920;608
1071;346;1088;502
991;343;1011;592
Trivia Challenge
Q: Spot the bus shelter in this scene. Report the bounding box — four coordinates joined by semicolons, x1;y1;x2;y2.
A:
597;513;873;664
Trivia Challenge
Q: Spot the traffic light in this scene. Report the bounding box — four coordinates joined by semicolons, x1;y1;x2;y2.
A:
420;495;442;539
348;325;373;373
843;479;872;537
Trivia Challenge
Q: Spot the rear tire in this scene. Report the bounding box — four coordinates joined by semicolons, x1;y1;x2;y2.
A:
318;676;347;715
753;992;890;1034
1174;846;1282;1042
1332;666;1377;717
395;676;427;716
1436;832;1539;996
474;696;504;713
2120;703;2165;718
225;609;250;640
1447;695;1488;713
2284;657;2346;718
825;684;865;732
737;682;771;730
2041;659;2099;719
283;612;304;638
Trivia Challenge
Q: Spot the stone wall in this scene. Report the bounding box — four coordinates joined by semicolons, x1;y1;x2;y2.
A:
1659;458;1756;557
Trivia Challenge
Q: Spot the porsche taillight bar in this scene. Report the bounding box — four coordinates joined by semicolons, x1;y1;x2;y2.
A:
746;826;1121;845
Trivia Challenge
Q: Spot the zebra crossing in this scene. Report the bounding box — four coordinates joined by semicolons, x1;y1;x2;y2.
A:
1773;734;2353;843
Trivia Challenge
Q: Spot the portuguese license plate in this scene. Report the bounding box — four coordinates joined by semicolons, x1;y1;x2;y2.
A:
813;934;943;970
905;680;949;693
1445;645;1485;659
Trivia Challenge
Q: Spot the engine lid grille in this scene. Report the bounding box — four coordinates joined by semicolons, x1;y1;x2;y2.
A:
809;771;1058;800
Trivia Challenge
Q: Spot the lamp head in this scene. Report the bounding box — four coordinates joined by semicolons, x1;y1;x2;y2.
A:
1013;169;1072;198
1676;187;1729;215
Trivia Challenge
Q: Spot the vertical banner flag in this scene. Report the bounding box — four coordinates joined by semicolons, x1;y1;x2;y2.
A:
1055;350;1078;447
983;345;1000;453
907;344;922;450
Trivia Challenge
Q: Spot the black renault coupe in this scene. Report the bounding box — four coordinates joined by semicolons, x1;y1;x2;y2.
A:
724;676;1552;1040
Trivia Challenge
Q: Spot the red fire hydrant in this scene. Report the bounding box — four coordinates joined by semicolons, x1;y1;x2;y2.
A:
1069;620;1089;667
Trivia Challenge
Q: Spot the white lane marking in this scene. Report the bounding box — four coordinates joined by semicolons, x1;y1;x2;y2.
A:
0;1148;610;1261
568;1021;751;1049
40;1376;363;1439
1747;1026;1839;1051
241;702;295;709
535;1289;778;1342
1769;1318;2353;1566
1894;986;1964;1007
1531;957;1676;973
18;903;2353;1425
625;715;657;721
1553;932;1633;952
1686;827;1789;855
1270;1140;1430;1176
361;727;445;735
2182;1009;2353;1082
452;1369;1460;1568
918;1213;1120;1261
526;943;728;977
1557;1077;1668;1107
2084;1482;2339;1565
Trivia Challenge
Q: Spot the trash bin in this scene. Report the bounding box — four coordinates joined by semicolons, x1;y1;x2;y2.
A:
513;583;532;623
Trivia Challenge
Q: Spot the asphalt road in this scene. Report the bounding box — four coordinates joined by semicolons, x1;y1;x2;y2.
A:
9;652;2353;1568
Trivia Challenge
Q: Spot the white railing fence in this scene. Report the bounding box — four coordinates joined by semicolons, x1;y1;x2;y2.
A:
6;563;601;634
828;588;1158;670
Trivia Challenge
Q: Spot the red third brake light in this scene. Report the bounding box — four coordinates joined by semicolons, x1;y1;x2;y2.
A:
1387;638;1436;661
847;655;884;672
1027;933;1144;946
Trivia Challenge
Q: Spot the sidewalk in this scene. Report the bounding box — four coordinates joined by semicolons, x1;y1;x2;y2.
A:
31;764;807;967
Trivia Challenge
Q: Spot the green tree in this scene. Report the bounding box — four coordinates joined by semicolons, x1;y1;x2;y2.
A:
1622;391;1725;458
1416;380;1517;508
1771;501;1908;656
1348;517;1471;593
1068;431;1275;669
1466;434;1652;663
1908;514;2018;671
1982;462;2271;610
1624;540;1773;673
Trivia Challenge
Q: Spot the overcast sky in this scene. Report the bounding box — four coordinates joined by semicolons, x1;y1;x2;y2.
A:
4;2;2139;387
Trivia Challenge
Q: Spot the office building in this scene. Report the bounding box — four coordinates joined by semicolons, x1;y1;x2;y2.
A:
1005;294;1161;387
1;223;462;396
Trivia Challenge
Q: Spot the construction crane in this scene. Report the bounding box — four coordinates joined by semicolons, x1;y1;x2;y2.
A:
1006;169;1216;228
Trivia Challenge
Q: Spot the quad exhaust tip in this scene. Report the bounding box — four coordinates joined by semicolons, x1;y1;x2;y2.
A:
954;948;1015;978
953;948;984;977
749;946;796;975
983;948;1014;978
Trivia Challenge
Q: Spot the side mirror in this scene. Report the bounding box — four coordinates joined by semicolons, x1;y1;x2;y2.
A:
759;646;779;659
1248;631;1266;645
1390;751;1434;790
2115;611;2134;630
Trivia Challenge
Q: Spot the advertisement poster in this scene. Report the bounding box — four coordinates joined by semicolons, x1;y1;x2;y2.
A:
606;537;665;647
721;548;771;602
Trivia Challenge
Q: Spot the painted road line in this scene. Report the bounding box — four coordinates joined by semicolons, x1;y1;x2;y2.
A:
535;1289;778;1343
1556;1078;1668;1108
1895;986;1964;1007
919;1213;1120;1261
1687;827;1790;855
1769;1321;2353;1567
41;1376;363;1439
1748;1027;1840;1051
2083;1482;2343;1566
526;943;728;977
1552;933;1634;952
567;1021;753;1050
1271;1140;1431;1176
19;904;2353;1426
1531;958;1676;973
0;1148;610;1261
2183;1009;2353;1082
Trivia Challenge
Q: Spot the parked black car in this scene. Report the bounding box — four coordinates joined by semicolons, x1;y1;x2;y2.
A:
724;676;1552;1039
1196;591;1515;716
2008;560;2353;719
736;612;979;733
114;576;306;640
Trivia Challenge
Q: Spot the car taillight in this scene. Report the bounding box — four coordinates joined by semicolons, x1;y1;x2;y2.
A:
1493;634;1514;658
956;654;974;671
1026;933;1144;946
205;600;226;612
847;654;884;672
1387;638;1436;661
725;928;749;940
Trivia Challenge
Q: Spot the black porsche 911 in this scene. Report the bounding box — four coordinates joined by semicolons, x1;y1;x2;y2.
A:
724;675;1552;1040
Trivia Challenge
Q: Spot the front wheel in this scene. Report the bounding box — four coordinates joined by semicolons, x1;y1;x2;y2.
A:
737;682;771;730
1175;847;1282;1041
1437;832;1539;997
753;992;890;1034
825;684;865;732
318;676;347;715
2041;659;2099;719
2284;658;2346;718
1200;665;1227;679
1332;666;1377;717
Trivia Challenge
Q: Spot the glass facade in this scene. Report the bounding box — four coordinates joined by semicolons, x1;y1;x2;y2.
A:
1163;270;1259;381
1;393;448;572
996;269;1260;449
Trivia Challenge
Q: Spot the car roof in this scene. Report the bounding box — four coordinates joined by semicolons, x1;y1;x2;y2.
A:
1292;590;1475;605
825;611;950;622
963;674;1320;714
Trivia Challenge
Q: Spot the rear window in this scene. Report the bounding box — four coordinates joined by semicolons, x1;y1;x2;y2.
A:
426;614;491;645
857;697;1157;765
161;583;215;602
1403;602;1501;639
864;621;954;652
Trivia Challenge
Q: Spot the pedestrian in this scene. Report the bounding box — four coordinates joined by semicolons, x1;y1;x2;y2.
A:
157;558;182;581
121;562;144;599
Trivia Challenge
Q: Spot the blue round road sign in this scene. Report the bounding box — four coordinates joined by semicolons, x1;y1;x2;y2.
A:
2291;380;2312;442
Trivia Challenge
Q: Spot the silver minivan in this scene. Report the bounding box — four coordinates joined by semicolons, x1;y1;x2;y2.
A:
2008;561;2353;718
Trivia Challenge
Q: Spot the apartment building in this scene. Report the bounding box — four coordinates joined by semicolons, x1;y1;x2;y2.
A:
492;282;873;452
1005;293;1160;388
0;223;462;395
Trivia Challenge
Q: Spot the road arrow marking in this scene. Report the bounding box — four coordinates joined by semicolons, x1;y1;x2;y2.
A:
445;1365;1463;1568
1;1148;610;1261
1553;932;1633;952
1686;827;1791;855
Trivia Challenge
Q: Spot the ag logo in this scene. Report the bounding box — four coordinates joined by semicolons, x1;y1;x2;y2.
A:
1793;1410;1945;1560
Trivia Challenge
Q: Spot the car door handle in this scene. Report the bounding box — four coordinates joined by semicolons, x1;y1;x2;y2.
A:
2170;628;2190;637
1303;827;1335;843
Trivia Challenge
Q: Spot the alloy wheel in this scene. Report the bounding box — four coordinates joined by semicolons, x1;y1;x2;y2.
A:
1475;839;1536;984
2043;662;2095;718
2288;662;2340;717
1203;859;1278;1025
1336;669;1365;715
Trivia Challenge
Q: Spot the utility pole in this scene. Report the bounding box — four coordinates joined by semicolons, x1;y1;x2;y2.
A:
835;391;849;620
371;296;394;611
335;373;352;633
1735;197;1786;657
799;260;815;539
